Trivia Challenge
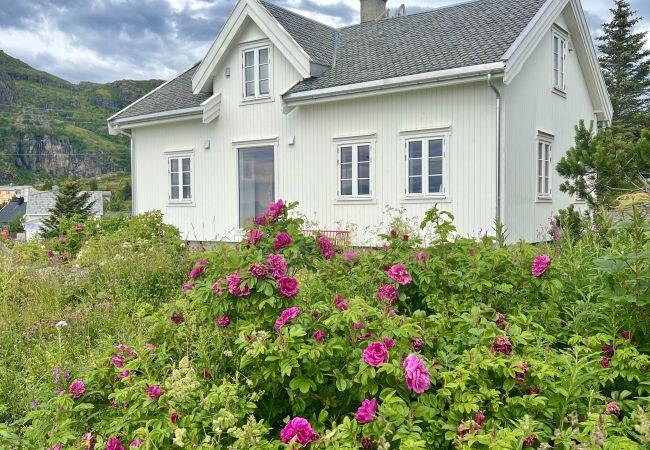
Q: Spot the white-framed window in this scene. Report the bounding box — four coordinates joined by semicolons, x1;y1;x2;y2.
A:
553;32;567;91
242;46;270;99
168;154;193;202
536;140;552;199
337;143;372;198
405;137;446;196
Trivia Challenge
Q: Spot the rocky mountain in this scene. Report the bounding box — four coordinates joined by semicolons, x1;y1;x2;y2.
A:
0;50;163;183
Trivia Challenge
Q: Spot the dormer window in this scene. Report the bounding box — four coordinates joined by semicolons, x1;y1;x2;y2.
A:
243;47;270;99
553;32;567;92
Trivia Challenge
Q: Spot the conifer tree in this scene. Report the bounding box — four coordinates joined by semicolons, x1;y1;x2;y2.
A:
41;178;95;237
597;0;650;137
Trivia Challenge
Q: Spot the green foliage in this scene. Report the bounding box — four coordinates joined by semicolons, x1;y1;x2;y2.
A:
40;178;96;238
556;122;650;208
597;0;650;137
7;213;24;233
0;204;649;449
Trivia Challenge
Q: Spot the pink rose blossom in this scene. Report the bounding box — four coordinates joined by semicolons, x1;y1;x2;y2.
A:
68;380;85;400
601;358;610;368
469;247;475;257
313;330;325;342
266;254;287;279
601;344;615;357
81;432;94;449
415;251;426;261
457;420;481;439
495;312;505;329
362;437;372;449
475;411;485;425
344;251;357;260
189;259;208;278
273;232;293;251
115;370;130;382
515;362;529;381
106;438;124;450
278;276;299;297
216;315;231;328
75;223;84;232
387;264;412;285
412;338;424;352
531;255;551;277
604;400;621;416
255;199;285;224
171;313;184;324
170;412;179;423
355;398;378;424
491;336;513;355
363;341;388;367
382;337;395;348
227;272;250;297
619;331;631;340
275;307;301;331
182;281;195;292
403;354;430;394
246;229;263;245
280;417;317;445
145;343;154;350
523;434;538;447
130;441;141;448
355;322;364;330
112;354;124;368
334;295;348;311
318;236;335;259
376;284;398;302
147;385;164;400
248;264;268;279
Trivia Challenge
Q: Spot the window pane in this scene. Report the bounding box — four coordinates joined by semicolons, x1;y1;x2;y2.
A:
259;79;269;95
258;48;268;65
340;147;352;163
245;66;254;84
182;172;190;185
170;172;179;186
538;158;543;179
408;176;422;194
538;177;543;194
428;139;443;157
358;178;369;196
358;161;369;179
170;158;178;172
171;186;179;199
428;176;443;193
358;145;370;162
259;63;269;81
239;146;275;226
245;81;255;97
428;158;442;176
340;163;352;180
408;141;422;159
244;51;254;67
409;159;422;176
183;186;191;199
182;158;190;171
544;176;549;194
341;180;352;196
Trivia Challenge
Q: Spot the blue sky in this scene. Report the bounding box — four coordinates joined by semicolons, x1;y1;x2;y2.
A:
0;0;648;83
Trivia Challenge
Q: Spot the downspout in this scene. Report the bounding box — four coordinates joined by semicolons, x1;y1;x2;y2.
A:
109;123;135;214
487;74;502;227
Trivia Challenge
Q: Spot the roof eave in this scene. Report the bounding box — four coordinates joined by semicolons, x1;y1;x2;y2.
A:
108;107;204;130
283;62;506;106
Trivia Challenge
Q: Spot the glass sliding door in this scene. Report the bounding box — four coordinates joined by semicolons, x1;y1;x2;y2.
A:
238;146;275;226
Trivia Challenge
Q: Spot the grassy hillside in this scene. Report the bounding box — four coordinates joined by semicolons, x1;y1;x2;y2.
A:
0;50;163;184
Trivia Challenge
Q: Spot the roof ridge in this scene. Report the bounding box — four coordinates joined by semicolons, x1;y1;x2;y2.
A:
260;1;337;30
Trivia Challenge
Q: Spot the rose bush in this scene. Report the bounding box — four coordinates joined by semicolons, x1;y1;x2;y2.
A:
1;201;649;449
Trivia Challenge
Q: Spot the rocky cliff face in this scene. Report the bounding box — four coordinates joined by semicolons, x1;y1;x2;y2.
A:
9;134;110;178
0;71;19;110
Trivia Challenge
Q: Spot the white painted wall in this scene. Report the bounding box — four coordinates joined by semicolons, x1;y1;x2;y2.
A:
502;7;595;242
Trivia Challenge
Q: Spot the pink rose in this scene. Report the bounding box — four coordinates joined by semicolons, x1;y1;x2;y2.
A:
376;284;398;302
280;417;317;445
275;307;301;331
278;276;299;297
212;279;224;295
313;330;325;342
147;385;164;400
106;438;124;450
246;229;263;245
355;398;378;424
216;315;231;328
531;255;551;277
318;236;335;259
403;354;430;394
227;272;250;297
248;264;268;279
111;354;124;368
273;232;293;251
363;341;388;367
68;380;85;400
491;336;513;355
387;264;412;285
266;254;287;279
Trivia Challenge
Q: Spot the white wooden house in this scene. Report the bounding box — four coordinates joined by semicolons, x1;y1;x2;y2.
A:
108;0;612;244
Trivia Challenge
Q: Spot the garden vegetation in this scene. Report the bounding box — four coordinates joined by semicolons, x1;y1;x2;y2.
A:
0;198;648;449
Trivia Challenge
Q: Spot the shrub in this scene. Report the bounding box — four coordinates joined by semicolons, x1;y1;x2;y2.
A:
1;202;649;449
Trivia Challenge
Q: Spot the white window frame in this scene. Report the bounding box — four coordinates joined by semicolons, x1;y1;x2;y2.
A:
242;45;271;100
166;151;194;205
536;138;553;200
404;135;448;198
336;142;374;199
552;30;567;92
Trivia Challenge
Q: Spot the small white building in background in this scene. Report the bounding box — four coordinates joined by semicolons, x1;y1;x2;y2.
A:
108;0;612;245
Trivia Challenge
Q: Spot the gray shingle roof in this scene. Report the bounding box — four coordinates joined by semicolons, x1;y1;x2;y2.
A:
261;1;337;67
0;201;26;224
287;0;547;93
112;64;211;120
26;190;104;217
109;0;546;120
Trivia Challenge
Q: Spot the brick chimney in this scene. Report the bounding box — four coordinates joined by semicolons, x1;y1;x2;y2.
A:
360;0;387;22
